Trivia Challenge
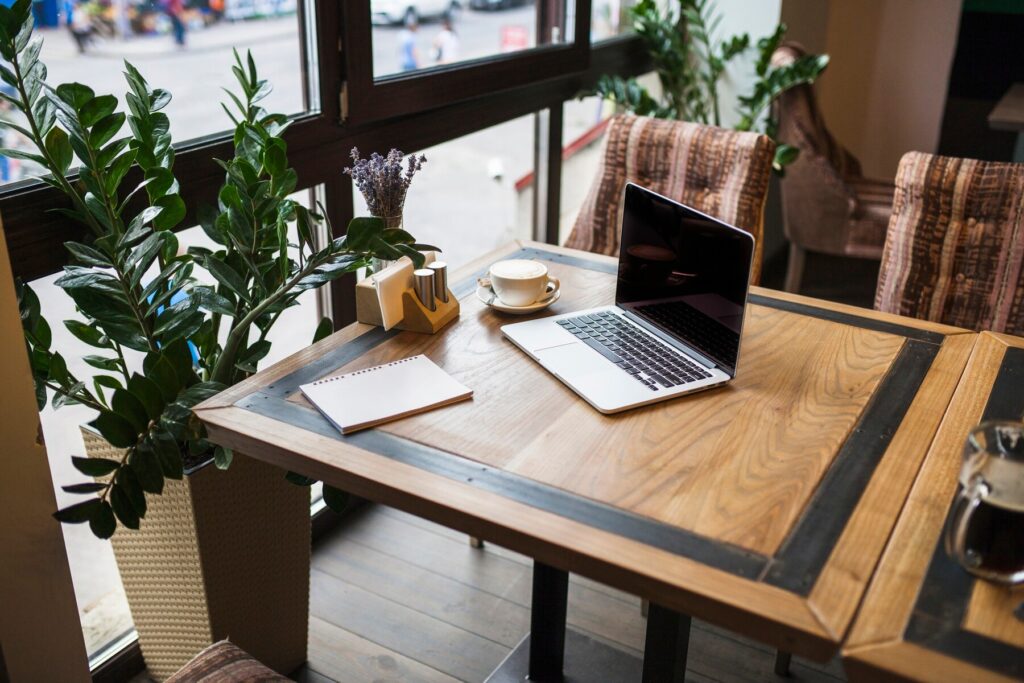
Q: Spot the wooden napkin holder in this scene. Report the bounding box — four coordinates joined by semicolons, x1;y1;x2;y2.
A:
355;272;459;334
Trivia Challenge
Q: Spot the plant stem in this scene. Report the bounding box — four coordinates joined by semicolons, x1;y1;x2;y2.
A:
44;380;104;412
210;258;319;385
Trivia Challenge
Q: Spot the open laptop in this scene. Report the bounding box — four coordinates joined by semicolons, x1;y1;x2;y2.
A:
501;183;755;413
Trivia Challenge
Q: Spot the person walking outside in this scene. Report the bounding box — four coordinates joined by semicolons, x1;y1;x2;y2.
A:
66;0;94;53
164;0;186;47
432;17;458;65
397;17;419;71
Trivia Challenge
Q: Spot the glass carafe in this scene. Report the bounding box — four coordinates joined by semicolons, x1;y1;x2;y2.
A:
944;421;1024;585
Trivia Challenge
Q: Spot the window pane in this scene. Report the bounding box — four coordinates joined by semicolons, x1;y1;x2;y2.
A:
0;5;314;186
352;115;536;267
591;0;635;41
38;188;324;659
373;1;576;79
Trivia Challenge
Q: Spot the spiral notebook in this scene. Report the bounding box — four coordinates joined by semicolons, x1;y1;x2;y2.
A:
300;355;473;435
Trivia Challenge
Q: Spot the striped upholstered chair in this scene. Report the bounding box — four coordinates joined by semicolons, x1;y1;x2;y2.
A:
875;152;1024;335
565;115;776;282
165;641;289;682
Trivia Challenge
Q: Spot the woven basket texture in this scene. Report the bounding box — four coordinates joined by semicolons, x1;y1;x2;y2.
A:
81;429;310;681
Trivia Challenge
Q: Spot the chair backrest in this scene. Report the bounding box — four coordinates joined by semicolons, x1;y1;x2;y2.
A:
772;43;867;251
772;43;860;178
564;115;775;282
875;151;1024;335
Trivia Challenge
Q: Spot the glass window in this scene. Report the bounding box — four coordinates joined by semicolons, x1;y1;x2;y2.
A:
0;0;315;186
351;115;536;267
37;188;325;659
591;0;635;41
373;2;544;78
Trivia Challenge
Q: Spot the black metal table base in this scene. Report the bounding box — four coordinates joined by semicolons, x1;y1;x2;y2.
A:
497;562;692;682
486;629;644;683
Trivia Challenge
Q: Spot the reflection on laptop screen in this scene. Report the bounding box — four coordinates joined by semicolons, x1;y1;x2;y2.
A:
615;184;754;375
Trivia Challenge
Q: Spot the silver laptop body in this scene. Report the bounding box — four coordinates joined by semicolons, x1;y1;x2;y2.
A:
502;183;755;414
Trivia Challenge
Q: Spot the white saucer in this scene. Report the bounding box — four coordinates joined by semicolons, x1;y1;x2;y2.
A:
476;284;561;314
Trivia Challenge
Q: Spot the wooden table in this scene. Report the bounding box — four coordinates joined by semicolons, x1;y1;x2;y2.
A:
844;331;1024;683
195;241;975;680
988;82;1024;161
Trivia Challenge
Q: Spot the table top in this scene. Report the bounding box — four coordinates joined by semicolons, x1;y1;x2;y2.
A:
195;241;975;661
988;83;1024;132
843;331;1024;683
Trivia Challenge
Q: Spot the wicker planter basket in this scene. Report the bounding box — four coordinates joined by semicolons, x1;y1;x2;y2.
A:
82;428;311;681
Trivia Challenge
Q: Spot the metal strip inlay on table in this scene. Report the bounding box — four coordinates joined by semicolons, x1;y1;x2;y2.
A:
236;391;768;578
903;346;1024;679
763;339;939;594
228;245;951;596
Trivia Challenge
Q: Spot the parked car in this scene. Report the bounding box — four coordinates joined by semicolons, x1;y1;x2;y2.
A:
371;0;457;24
468;0;530;9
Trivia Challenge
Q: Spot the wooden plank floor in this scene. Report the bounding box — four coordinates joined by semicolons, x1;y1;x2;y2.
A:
301;504;848;683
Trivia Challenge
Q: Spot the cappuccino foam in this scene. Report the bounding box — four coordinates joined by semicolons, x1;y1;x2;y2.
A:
490;259;546;279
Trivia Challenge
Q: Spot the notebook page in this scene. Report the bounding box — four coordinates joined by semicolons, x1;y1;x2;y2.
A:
300;355;472;434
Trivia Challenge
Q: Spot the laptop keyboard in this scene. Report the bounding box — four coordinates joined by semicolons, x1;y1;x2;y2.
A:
556;311;712;391
634;301;740;366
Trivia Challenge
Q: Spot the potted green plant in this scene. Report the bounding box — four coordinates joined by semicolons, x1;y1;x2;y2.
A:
1;0;436;676
591;0;829;172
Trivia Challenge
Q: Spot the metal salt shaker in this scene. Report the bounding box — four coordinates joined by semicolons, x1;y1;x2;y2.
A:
413;268;436;311
428;261;449;304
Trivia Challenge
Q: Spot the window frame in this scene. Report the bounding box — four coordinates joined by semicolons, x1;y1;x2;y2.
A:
340;0;591;125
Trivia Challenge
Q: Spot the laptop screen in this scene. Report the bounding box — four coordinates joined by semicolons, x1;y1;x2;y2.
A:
615;183;754;376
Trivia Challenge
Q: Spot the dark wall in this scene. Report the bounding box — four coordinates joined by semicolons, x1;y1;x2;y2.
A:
937;1;1024;161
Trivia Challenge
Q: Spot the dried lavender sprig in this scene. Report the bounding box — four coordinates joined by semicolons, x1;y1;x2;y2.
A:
344;147;427;220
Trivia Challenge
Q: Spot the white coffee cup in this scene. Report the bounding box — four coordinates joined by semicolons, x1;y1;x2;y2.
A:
488;259;560;307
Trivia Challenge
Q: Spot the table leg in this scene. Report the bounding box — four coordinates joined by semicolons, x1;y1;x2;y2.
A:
641;603;691;683
774;650;792;677
529;561;569;682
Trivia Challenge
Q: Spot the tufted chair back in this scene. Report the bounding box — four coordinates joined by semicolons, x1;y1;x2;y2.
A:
876;152;1024;335
565;115;776;282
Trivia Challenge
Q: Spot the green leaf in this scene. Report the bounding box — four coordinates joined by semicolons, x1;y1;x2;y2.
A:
90;410;139;449
235;339;270;373
153;194;185;230
53;498;101;524
61;482;106;494
214;445;233;470
104;149;135;197
65;241;113;267
130;444;164;494
175;381;225;408
127;373;164;420
344;216;385;251
44;127;72;174
204;257;249;302
110;483;140;529
89;501;116;538
83;354;121;372
80;94;118;127
147;355;181;402
0;147;45;164
313;316;333;344
71;456;120;476
150;428;183;479
323;485;350;514
116;466;146;517
112;388;151;433
55;82;95;110
191;286;235;315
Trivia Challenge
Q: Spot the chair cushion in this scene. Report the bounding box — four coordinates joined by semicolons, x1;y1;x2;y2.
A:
565;115;775;282
875;151;1024;335
165;641;290;683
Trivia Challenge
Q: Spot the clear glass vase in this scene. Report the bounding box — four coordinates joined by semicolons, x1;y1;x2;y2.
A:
366;214;403;276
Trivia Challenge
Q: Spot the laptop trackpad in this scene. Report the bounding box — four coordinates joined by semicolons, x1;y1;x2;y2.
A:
537;342;617;382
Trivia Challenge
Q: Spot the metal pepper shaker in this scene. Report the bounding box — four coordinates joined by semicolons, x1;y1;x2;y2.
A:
413;268;436;311
428;261;449;304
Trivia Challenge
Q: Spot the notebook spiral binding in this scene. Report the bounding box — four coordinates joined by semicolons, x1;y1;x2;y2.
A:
311;356;418;384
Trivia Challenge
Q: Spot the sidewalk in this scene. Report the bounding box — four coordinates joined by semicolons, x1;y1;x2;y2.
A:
37;14;297;60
